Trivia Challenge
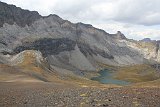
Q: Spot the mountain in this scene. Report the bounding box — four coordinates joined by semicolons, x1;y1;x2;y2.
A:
1;2;160;107
141;38;152;42
0;2;41;27
0;1;160;76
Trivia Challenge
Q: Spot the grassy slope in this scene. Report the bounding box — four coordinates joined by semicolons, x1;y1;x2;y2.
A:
94;62;160;87
1;50;160;88
113;64;159;83
0;51;113;88
0;64;43;82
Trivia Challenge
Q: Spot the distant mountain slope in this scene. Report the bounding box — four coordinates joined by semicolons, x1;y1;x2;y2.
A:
0;2;41;27
141;38;152;42
0;1;159;73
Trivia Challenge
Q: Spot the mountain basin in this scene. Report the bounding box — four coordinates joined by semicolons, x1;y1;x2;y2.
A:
91;69;131;85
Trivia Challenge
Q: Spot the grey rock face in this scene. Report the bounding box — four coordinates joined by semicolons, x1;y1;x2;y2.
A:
0;1;160;72
111;31;127;40
12;38;76;57
0;2;41;27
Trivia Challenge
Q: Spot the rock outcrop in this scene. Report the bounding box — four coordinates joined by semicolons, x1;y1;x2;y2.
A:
0;2;41;27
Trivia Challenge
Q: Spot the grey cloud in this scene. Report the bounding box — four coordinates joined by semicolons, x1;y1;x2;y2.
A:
2;0;160;26
113;0;160;26
54;0;160;26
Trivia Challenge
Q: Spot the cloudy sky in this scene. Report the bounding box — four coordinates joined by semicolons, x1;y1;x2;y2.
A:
1;0;160;40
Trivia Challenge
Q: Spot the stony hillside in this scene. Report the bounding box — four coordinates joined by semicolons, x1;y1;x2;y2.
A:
0;2;41;27
0;1;159;73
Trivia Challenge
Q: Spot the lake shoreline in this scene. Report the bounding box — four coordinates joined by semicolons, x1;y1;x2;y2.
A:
91;69;131;85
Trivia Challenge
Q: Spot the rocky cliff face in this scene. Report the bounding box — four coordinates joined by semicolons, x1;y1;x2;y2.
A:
0;2;41;27
0;1;159;72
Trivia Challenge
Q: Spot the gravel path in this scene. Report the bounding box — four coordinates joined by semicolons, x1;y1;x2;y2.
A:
0;82;160;107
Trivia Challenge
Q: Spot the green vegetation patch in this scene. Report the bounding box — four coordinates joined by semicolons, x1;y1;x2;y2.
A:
113;64;159;83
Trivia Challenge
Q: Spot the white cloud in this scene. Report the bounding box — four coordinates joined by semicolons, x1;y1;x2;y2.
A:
3;0;160;25
93;22;160;40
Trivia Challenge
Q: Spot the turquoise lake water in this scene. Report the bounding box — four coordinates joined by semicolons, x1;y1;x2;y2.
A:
91;69;130;85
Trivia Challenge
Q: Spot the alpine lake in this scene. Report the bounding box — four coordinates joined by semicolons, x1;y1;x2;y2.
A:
91;69;130;85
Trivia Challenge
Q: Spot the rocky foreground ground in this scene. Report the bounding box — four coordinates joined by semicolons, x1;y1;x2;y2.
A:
0;82;160;107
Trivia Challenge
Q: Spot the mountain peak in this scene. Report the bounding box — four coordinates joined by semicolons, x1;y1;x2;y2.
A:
76;22;93;28
141;38;152;42
111;31;126;40
0;1;42;27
